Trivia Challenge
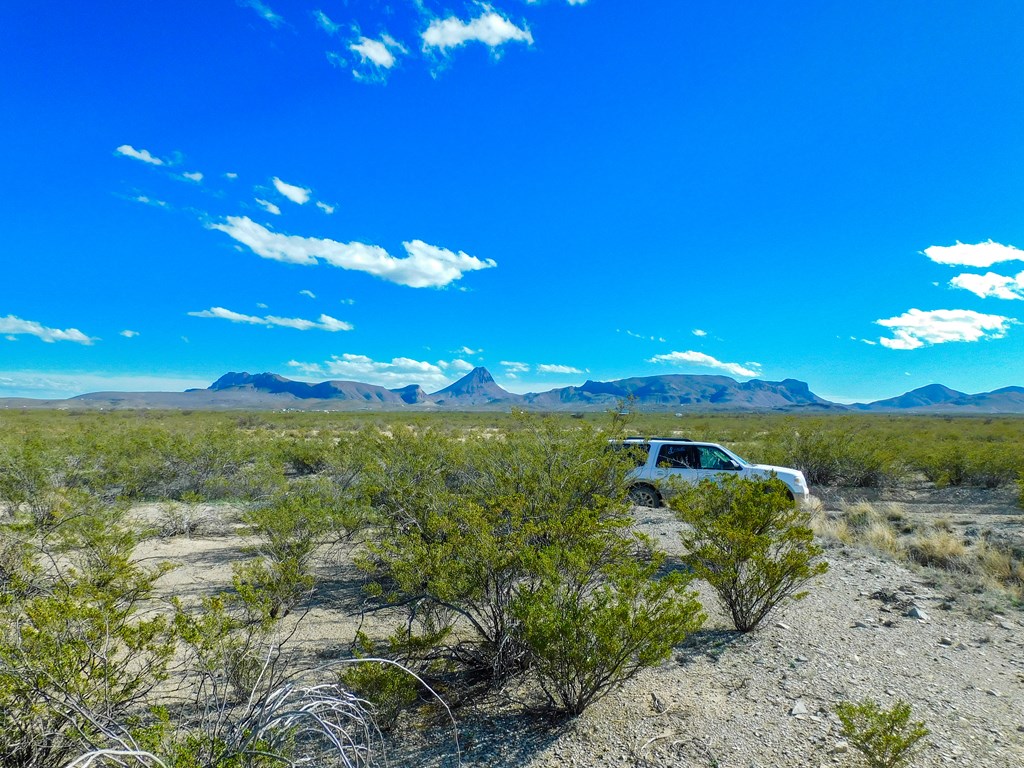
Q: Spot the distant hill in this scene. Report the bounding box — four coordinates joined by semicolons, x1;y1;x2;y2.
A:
3;368;1024;413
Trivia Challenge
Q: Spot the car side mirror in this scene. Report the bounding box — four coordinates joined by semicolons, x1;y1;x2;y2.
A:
728;460;741;471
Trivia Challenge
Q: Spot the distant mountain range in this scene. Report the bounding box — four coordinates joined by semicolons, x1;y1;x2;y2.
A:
3;367;1024;413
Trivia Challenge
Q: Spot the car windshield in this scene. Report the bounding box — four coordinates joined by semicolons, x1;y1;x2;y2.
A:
722;447;752;466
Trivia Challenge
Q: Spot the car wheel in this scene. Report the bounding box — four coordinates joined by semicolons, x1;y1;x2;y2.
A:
628;484;661;508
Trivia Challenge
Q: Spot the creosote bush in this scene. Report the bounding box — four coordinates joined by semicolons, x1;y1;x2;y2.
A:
671;475;828;632
835;698;929;768
360;416;704;714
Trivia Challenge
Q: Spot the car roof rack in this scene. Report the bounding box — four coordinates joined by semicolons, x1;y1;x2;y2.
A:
623;436;692;442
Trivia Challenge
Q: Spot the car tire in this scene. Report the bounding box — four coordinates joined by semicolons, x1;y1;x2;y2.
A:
628;483;661;508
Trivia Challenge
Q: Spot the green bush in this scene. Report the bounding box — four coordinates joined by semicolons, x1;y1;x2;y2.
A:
361;418;692;714
0;507;174;768
835;698;929;768
671;475;828;632
514;539;704;715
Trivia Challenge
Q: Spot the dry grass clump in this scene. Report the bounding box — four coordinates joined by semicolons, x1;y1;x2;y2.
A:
861;521;905;558
906;528;971;571
973;540;1024;597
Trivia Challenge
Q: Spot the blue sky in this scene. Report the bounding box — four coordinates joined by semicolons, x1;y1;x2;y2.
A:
2;1;1023;402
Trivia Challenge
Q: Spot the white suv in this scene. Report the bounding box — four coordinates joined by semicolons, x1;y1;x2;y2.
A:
615;437;809;507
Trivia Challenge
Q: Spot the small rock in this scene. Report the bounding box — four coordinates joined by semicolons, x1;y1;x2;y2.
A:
939;637;954;646
852;620;871;629
999;621;1015;630
776;621;791;630
650;692;668;713
790;700;808;716
795;655;809;663
907;606;930;621
986;689;1001;697
829;741;849;755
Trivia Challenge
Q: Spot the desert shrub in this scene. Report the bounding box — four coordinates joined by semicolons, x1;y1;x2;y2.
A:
760;421;905;488
338;633;423;729
238;476;364;621
514;540;704;715
915;442;1022;489
0;505;174;768
671;475;828;632
835;698;929;768
362;418;690;715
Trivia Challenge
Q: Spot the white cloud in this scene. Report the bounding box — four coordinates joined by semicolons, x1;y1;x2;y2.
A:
299;289;316;299
316;201;335;214
133;195;168;208
876;308;1016;350
444;359;475;373
256;302;269;309
624;329;665;342
339;298;355;305
501;361;530;373
210;216;497;288
456;346;482;355
188;306;352;332
350;34;406;69
239;0;283;27
923;240;1024;268
120;330;139;338
0;372;212;400
950;270;1024;301
255;198;281;215
272;177;311;204
537;364;585;375
288;353;455;388
0;315;96;345
692;328;707;337
648;351;761;378
182;171;204;182
314;9;340;34
422;8;533;52
225;172;238;179
115;144;163;165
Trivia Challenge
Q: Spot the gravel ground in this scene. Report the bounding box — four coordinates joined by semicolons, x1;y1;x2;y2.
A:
136;487;1024;767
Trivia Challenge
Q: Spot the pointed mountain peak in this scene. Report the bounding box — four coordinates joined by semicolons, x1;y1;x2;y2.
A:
431;366;520;404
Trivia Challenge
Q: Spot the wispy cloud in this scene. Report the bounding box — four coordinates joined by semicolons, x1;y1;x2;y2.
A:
255;198;281;215
501;361;530;373
537;363;585;374
238;0;283;27
648;351;761;378
923;240;1024;268
313;9;341;34
272;177;311;204
120;330;139;338
210;216;497;288
288;353;454;388
692;329;707;337
456;346;482;355
422;8;533;53
623;329;666;342
0;372;212;400
182;171;204;182
950;270;1024;301
188;306;352;332
316;201;335;214
875;308;1016;350
115;144;164;166
133;195;168;208
0;315;97;345
299;289;316;299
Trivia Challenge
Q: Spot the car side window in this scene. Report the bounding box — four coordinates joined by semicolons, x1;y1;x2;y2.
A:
698;446;737;470
657;444;698;469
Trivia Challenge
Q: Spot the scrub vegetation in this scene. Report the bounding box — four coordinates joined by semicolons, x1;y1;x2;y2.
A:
0;408;1019;764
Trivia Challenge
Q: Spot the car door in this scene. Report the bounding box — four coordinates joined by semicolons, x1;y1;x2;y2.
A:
651;444;700;489
692;445;743;484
